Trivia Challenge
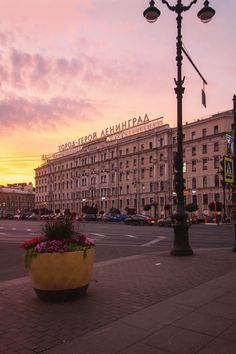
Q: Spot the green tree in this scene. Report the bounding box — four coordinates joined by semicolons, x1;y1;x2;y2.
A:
185;203;198;213
208;201;223;212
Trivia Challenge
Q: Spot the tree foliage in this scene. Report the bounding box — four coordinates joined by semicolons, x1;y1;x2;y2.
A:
208;201;223;212
185;203;198;213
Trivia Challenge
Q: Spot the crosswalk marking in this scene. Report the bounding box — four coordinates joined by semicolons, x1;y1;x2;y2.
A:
124;234;137;238
141;236;167;247
90;233;106;238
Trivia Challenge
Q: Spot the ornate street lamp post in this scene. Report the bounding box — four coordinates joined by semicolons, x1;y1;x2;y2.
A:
143;0;215;255
232;95;236;252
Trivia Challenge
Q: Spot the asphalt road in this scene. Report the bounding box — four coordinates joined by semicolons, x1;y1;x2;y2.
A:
0;219;235;282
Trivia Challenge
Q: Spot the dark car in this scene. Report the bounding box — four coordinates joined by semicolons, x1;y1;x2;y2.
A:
102;213;128;222
84;214;97;221
157;216;175;227
124;214;154;226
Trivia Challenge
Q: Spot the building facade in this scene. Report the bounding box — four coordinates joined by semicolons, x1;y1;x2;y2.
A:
35;110;233;217
0;185;35;217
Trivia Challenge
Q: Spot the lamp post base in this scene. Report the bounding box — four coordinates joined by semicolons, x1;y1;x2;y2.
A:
171;224;193;256
233;223;236;252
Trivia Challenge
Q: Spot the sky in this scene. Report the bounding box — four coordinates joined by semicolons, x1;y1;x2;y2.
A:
0;0;235;186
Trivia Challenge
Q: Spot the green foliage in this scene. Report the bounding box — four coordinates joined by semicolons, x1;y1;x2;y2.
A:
164;204;171;211
42;218;75;241
125;207;136;215
185;203;198;213
143;204;151;211
24;248;38;269
109;207;121;214
208;201;223;212
82;205;98;214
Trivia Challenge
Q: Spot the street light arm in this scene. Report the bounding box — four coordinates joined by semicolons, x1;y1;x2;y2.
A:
182;0;198;12
161;0;176;11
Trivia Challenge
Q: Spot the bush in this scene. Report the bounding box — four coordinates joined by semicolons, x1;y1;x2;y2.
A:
42;217;76;241
185;203;198;213
208;201;223;212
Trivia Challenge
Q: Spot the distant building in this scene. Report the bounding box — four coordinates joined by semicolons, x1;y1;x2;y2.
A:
35;110;233;217
0;185;35;216
6;182;34;192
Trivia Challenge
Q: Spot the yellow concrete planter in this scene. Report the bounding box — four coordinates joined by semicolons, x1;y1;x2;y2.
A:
28;248;94;301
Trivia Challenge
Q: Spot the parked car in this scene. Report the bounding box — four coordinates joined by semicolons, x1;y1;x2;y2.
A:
84;214;97;221
157;216;175;227
124;214;157;226
102;213;128;222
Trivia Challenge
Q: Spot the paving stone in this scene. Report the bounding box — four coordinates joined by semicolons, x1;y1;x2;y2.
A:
197;301;236;320
118;342;173;354
197;338;236;354
219;322;236;342
121;301;193;331
142;325;213;354
174;311;234;336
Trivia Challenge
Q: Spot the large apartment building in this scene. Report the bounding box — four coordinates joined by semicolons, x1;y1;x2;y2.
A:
35;110;233;217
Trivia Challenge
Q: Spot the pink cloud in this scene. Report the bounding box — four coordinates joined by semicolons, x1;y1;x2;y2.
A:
0;95;100;134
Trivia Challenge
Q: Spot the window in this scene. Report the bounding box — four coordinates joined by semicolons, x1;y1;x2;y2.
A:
126;148;129;154
203;194;208;205
215;174;219;187
202;144;207;154
126;185;129;194
203;176;207;188
192;194;197;205
133;146;137;152
150;182;153;192
141;144;144;150
214;142;219;152
149;155;153;163
126;160;129;168
119;162;123;169
119;173;123;182
160;138;163;147
126;171;129;180
192;160;196;172
192;177;196;189
133;159;137;167
202;128;207;137
111;174;115;183
149;142;153;149
202;158;208;170
214;125;219;134
192;147;196;156
183;149;186;158
214;156;219;169
141;169;145;179
119;150;122;156
191;131;196;140
160;181;164;192
215;193;220;202
141;157;144;165
160;153;163;161
172;136;176;144
149;167;153;177
160;165;164;176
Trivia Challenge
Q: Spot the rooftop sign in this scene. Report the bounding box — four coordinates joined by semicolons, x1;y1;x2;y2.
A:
58;114;151;152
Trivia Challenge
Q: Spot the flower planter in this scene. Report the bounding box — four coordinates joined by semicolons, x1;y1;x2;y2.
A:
27;248;94;302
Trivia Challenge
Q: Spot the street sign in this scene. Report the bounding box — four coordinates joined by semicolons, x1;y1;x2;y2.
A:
224;156;234;184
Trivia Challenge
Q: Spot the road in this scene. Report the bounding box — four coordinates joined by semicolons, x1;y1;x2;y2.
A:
0;219;235;281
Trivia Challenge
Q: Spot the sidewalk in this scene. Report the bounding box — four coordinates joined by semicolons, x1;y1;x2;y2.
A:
0;248;236;354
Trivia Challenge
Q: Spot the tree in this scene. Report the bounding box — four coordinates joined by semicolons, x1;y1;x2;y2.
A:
164;204;171;211
208;201;223;212
125;207;136;215
185;203;198;213
143;204;151;211
82;205;98;214
109;207;121;214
